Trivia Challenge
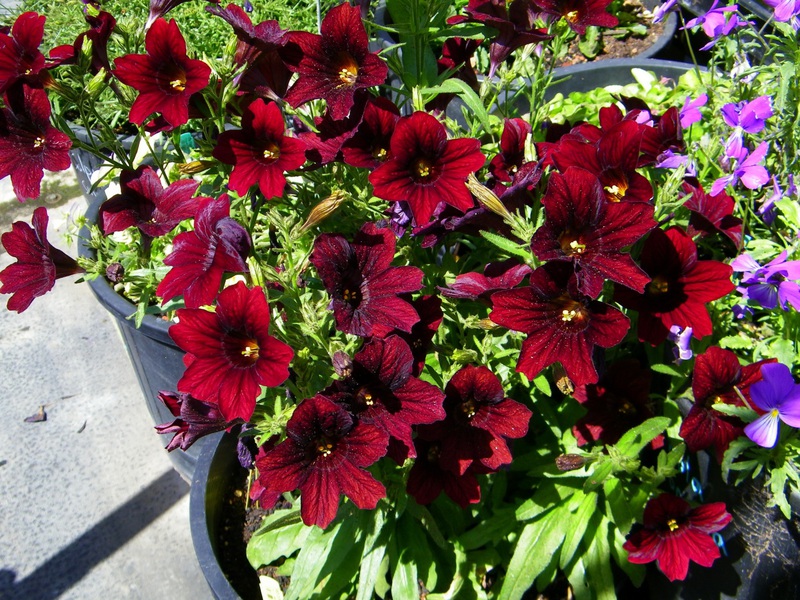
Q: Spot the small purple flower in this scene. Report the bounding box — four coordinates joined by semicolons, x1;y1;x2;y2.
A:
744;363;800;448
762;0;800;21
758;176;782;224
721;96;773;134
655;150;695;175
653;0;679;22
710;137;770;196
668;325;694;362
680;94;707;129
731;250;800;311
684;1;746;50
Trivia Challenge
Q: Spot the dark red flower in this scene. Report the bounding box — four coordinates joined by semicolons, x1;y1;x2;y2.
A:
298;93;367;165
146;0;197;30
490;262;630;386
640;106;685;165
533;0;619;35
99;166;200;238
393;295;443;375
0;84;72;201
0;206;83;312
282;3;387;120
682;179;743;248
323;335;445;457
489;118;531;183
0;12;48;93
113;18;211;128
341;96;400;169
572;359;660;447
157;195;251;309
310;222;423;337
213;99;306;199
253;394;388;528
623;493;731;581
530;167;655;298
206;4;291;100
548;120;653;204
438;258;531;302
169;282;293;421
407;434;483;508
49;10;116;74
369;111;486;225
614;227;734;345
679;347;773;461
155;390;240;451
449;0;550;77
433;365;532;474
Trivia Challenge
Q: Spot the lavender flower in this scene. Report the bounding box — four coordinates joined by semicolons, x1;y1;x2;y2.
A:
653;0;679;23
710;136;769;195
668;325;693;362
680;94;707;129
730;250;800;311
655;150;696;175
762;0;800;22
744;363;800;448
758;176;782;224
721;96;773;133
684;1;747;50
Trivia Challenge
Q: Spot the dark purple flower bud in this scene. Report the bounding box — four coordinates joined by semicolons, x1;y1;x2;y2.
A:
555;454;587;471
105;262;125;283
155;391;241;451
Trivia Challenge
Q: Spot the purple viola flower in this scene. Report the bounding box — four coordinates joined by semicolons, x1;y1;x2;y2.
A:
680;94;707;129
720;96;773;134
762;0;800;22
684;1;746;50
744;363;800;448
710;137;769;195
668;325;694;362
655;149;695;174
653;0;679;22
758;176;783;224
731;251;800;311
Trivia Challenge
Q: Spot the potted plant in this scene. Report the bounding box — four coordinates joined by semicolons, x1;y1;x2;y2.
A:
1;0;799;598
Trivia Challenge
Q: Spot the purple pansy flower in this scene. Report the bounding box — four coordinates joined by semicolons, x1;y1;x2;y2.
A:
668;325;694;362
758;176;785;224
653;0;679;22
720;96;773;134
731;251;800;311
710;137;769;195
680;94;707;129
762;0;800;21
684;1;746;50
744;363;800;448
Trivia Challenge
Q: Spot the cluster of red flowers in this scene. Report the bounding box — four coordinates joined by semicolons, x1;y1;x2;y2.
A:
0;0;751;581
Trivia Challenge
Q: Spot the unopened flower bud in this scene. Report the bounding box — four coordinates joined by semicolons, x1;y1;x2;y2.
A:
466;173;513;221
477;318;498;330
552;363;575;396
332;351;353;377
105;262;124;283
453;349;479;364
86;68;107;98
301;191;346;231
555;454;587;472
178;160;215;175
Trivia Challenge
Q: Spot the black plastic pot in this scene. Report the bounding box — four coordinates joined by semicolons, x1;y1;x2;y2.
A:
191;432;260;600
78;200;202;482
69;125;136;206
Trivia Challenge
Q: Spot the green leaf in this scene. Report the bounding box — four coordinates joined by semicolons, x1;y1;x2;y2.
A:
770;339;796;366
478;230;532;261
584;459;614;492
649;363;682;376
603;478;635;532
389;534;419;600
609;525;645;587
584;517;615;600
422;78;492;131
713;403;757;422
614;417;671;457
533;373;552;397
498;508;567;600
357;508;390;600
559;492;597;569
578;26;601;59
769;467;792;519
458;508;516;550
247;510;311;568
719;334;757;350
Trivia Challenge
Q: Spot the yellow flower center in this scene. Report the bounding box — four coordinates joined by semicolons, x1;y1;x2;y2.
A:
604;181;629;202
241;343;260;360
667;518;680;532
647;276;670;295
566;10;580;23
559;231;587;256
461;398;478;419
262;142;281;161
33;136;46;149
343;288;359;303
316;441;334;457
170;78;186;92
415;158;433;179
373;147;388;161
336;52;359;86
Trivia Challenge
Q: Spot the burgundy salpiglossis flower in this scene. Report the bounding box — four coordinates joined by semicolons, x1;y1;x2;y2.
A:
623;493;732;581
369;111;486;225
438;258;531;303
155;390;241;451
341;97;400;169
323;335;445;457
490;262;630;386
533;0;619;34
432;365;532;475
170;282;293;421
213;98;306;199
205;3;291;100
49;10;116;74
640;107;685;165
282;3;387;120
679;346;773;461
448;0;550;77
99;166;200;239
157;195;251;309
253;394;388;528
614;227;734;345
548;119;653;203
310;222;423;337
489;118;531;183
299;93;368;165
530;167;655;298
681;179;743;248
573;359;661;447
393;295;443;375
407;433;484;508
113;18;211;128
0;206;84;312
0;12;48;93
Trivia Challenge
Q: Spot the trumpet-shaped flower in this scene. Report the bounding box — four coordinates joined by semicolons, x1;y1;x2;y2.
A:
155;391;240;451
0;12;47;93
533;0;619;35
311;222;423;337
624;493;732;581
744;362;800;447
170;282;293;421
253;394;388;528
0;207;83;312
113;18;211;128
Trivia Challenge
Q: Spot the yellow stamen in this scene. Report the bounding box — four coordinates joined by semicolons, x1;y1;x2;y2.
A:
566;10;580;23
562;308;580;322
667;518;679;532
317;442;334;457
170;78;186;92
33;136;45;149
648;277;669;295
241;344;260;359
461;399;477;419
415;159;432;179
